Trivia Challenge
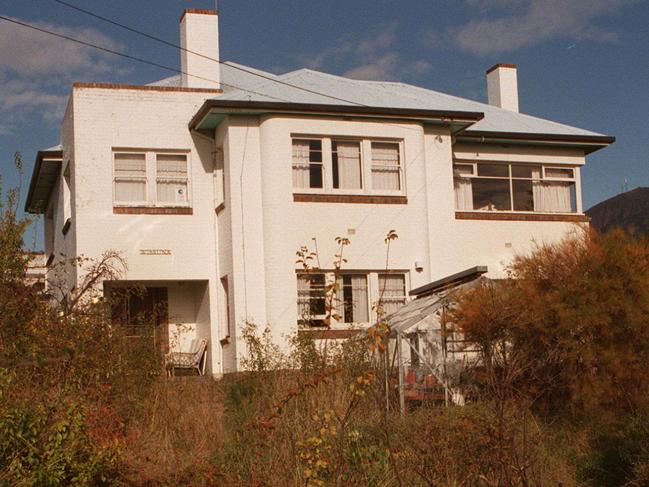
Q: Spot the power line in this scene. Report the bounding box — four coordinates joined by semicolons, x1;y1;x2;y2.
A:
50;0;365;107
0;15;289;102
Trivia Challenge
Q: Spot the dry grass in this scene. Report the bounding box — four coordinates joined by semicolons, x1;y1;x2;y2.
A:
120;378;224;486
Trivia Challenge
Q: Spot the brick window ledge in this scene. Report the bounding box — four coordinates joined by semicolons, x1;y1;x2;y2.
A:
298;328;362;340
113;207;193;215
293;193;407;205
455;211;590;223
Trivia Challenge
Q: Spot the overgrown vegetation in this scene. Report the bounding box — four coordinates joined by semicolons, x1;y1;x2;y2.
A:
2;153;649;485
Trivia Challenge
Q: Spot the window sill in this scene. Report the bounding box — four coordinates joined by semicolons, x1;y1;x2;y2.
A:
113;206;193;215
298;328;362;339
293;193;407;205
455;211;590;222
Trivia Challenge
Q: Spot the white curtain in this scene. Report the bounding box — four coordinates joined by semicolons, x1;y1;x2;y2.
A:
351;275;369;323
156;155;188;204
533;181;572;212
292;140;310;188
114;153;146;202
335;142;362;189
296;275;310;318
454;178;473;210
371;143;400;190
336;275;369;323
378;275;406;316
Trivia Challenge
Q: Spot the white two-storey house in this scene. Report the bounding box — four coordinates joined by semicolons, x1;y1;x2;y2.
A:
25;9;614;375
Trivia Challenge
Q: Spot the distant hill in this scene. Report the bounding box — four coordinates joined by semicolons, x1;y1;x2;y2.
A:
586;187;649;234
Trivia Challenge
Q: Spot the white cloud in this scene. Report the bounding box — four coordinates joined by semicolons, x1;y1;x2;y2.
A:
303;24;431;82
343;52;400;81
0;17;123;132
0;17;120;77
452;0;631;55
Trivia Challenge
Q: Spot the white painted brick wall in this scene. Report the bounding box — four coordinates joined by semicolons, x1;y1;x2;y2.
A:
54;85;587;375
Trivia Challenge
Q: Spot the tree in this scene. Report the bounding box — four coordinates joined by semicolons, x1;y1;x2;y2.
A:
453;228;649;416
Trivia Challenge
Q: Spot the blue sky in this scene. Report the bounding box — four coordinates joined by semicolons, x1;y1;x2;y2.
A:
1;0;648;249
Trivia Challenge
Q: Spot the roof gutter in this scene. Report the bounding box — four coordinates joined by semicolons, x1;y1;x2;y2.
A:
189;99;485;133
24;149;63;214
458;130;615;154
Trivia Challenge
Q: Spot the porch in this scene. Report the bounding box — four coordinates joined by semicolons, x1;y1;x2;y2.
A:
104;280;212;374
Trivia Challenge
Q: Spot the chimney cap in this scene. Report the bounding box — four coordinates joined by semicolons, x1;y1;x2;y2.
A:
180;8;218;22
486;63;517;75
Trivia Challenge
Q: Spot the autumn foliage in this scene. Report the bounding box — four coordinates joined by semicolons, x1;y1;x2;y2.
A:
453;228;649;417
3;153;649;485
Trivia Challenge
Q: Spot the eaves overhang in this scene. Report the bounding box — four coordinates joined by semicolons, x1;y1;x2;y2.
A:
189;100;485;135
457;130;615;154
24;149;63;214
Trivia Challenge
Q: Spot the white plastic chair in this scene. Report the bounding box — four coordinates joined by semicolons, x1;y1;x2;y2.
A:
165;338;208;376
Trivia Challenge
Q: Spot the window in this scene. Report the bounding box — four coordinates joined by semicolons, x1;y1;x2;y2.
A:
62;162;72;224
291;136;404;194
378;274;407;316
454;162;577;213
113;150;190;206
332;140;362;190
114;153;147;203
297;271;408;327
220;276;232;338
337;274;369;323
292;139;323;189
214;148;225;208
297;273;327;326
156;154;188;204
371;142;401;191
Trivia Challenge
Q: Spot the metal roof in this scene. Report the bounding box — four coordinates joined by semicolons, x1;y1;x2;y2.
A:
199;66;613;143
156;61;614;144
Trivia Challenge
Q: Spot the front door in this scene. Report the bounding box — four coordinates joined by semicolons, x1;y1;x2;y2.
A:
110;286;169;353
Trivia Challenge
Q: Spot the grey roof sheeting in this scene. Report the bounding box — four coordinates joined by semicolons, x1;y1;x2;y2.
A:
156;61;613;144
202;65;613;143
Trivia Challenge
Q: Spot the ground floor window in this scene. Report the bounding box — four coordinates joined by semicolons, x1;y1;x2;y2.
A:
378;274;407;317
297;271;408;327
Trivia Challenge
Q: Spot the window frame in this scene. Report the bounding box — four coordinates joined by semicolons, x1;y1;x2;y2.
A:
154;152;191;208
370;140;404;195
330;138;364;194
291;138;326;193
112;149;191;208
297;272;329;327
296;270;409;328
453;160;579;214
291;135;406;196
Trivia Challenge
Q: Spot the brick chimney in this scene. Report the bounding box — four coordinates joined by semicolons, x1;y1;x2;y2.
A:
486;63;519;112
180;9;220;89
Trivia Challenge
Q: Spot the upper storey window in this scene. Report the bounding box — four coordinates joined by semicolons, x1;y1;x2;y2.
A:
332;141;362;190
114;153;147;204
292;139;323;189
291;137;404;194
371;142;401;191
453;162;577;213
113;150;190;207
156;154;189;205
